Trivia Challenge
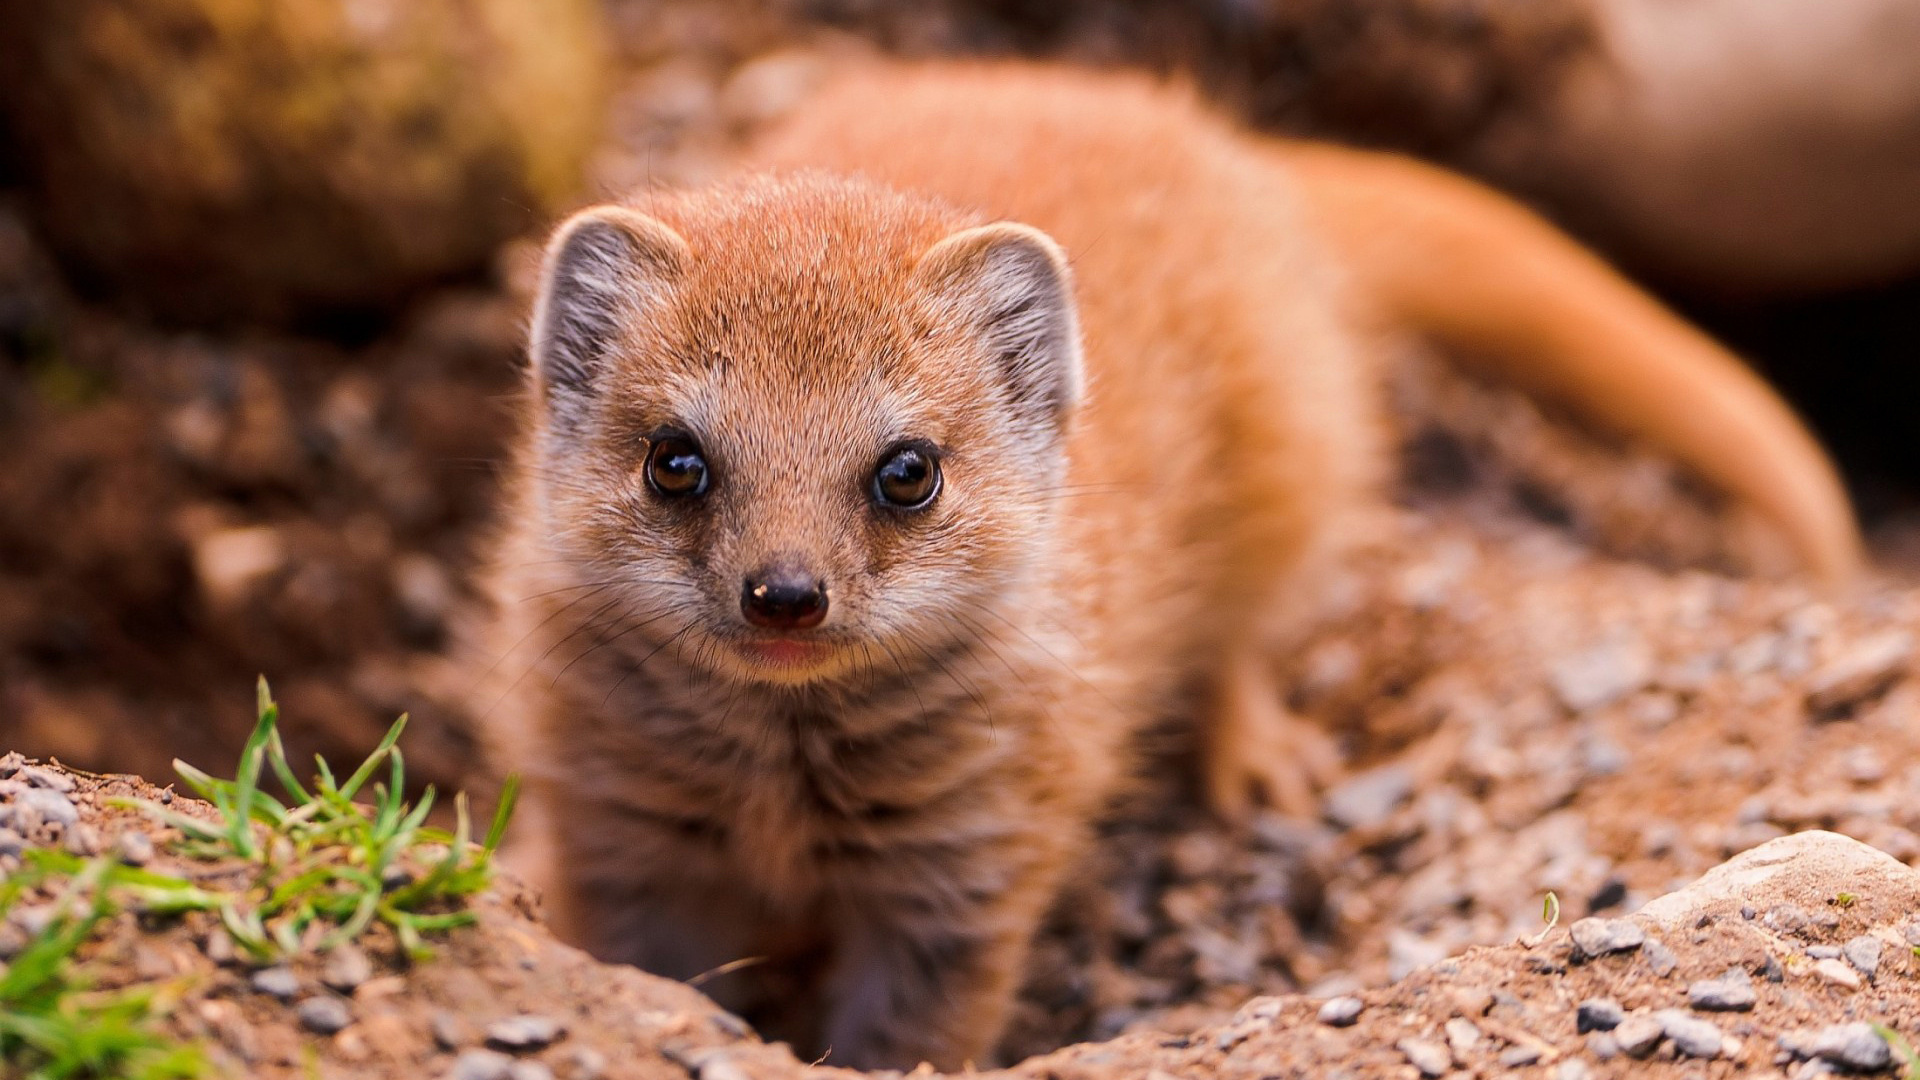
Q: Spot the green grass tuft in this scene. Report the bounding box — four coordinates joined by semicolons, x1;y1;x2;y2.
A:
119;677;520;960
0;854;208;1080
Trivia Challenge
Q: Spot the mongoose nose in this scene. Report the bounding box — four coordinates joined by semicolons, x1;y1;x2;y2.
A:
741;570;828;630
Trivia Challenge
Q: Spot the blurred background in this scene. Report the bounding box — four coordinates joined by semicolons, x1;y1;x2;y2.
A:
1;0;1918;805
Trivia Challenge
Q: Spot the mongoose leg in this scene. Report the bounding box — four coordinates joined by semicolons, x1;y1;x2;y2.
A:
1202;645;1340;822
821;862;1060;1069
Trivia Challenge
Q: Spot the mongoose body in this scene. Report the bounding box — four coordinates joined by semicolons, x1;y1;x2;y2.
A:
480;64;1857;1069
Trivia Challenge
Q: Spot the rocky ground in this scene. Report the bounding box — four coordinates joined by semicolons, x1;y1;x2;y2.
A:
10;749;1920;1078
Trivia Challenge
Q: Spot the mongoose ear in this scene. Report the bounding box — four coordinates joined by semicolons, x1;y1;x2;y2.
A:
529;206;690;419
912;223;1084;429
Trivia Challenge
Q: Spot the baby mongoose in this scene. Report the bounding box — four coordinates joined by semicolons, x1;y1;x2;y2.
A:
479;64;1858;1069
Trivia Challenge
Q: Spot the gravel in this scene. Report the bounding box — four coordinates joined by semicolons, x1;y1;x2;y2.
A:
1843;935;1883;981
1612;1015;1664;1058
1641;936;1679;976
450;1049;515;1080
1396;1037;1452;1078
1551;636;1651;711
1687;968;1756;1011
17;765;76;792
1317;996;1363;1027
323;943;375;992
1569;917;1645;957
486;1015;566;1052
1812;957;1864;989
1654;1009;1726;1058
433;1011;473;1051
1809;1022;1895;1072
249;966;300;1001
297;996;353;1035
1323;764;1415;831
1805;631;1912;715
1575;997;1625;1032
115;830;154;865
1443;1016;1481;1056
16;787;78;827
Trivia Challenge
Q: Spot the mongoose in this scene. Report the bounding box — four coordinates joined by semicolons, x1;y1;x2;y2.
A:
479;63;1859;1069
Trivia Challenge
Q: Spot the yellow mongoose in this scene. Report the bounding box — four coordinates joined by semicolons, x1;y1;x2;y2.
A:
479;64;1858;1069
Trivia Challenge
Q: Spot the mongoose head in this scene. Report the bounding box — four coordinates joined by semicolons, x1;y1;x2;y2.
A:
523;174;1083;686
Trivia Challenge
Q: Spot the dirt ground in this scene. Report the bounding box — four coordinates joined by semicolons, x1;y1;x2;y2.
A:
8;1;1920;1077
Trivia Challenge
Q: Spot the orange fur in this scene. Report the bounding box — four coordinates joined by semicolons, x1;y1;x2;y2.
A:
476;63;1858;1069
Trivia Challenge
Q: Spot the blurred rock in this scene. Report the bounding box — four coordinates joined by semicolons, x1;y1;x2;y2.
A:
192;524;286;609
0;0;611;325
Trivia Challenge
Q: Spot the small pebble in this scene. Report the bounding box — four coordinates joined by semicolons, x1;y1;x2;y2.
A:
1551;636;1651;711
1576;998;1625;1032
1655;1009;1726;1058
450;1049;514;1080
1811;958;1863;989
0;922;24;961
486;1015;566;1052
1843;935;1882;981
1450;986;1494;1018
1613;1015;1665;1058
1642;936;1679;976
201;928;236;966
18;788;78;826
1570;917;1645;957
566;1047;607;1080
296;996;352;1035
1810;1022;1894;1072
18;766;75;792
0;828;22;859
696;1058;753;1080
1767;904;1812;932
62;822;101;856
1396;1037;1452;1078
1806;631;1912;715
1807;945;1843;960
1688;968;1757;1011
1323;765;1414;831
508;1064;554;1080
249;966;300;1001
323;944;374;992
116;831;155;866
1317;996;1363;1027
1555;1061;1591;1080
12;904;56;936
433;1012;473;1051
1444;1016;1480;1056
1499;1045;1544;1068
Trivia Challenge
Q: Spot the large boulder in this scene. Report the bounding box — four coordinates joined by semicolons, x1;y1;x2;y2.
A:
0;0;610;324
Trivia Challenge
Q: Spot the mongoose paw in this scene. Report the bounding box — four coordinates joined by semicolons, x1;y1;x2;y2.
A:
1203;653;1341;824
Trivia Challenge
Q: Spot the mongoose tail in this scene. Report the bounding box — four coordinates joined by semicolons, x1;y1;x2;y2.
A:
1283;142;1863;582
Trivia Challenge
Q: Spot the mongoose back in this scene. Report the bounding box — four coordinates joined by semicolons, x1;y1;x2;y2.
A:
480;63;1859;1069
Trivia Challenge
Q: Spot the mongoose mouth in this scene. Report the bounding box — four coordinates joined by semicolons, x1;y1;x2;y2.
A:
734;637;834;670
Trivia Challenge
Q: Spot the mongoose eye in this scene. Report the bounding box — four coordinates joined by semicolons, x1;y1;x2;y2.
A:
645;433;710;497
872;442;941;510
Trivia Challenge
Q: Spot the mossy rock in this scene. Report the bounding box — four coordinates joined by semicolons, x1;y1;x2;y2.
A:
0;0;609;325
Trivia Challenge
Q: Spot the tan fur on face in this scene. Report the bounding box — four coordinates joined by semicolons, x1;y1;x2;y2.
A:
477;63;1855;1070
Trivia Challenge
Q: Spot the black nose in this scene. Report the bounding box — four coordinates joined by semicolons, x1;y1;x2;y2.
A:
740;569;828;630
